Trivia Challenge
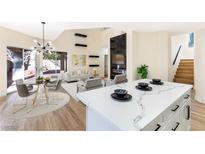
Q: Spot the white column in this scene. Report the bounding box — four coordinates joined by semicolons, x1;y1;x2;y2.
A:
0;44;7;97
194;30;205;103
126;30;134;82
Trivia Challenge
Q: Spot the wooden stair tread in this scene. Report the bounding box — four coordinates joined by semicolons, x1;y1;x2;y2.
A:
175;75;194;80
176;73;194;76
180;59;194;61
174;78;194;84
180;60;194;63
174;77;193;81
178;65;194;67
177;67;194;70
176;69;194;72
175;73;194;77
178;64;194;67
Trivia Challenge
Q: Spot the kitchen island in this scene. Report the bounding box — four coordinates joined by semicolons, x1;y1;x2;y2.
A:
77;79;192;131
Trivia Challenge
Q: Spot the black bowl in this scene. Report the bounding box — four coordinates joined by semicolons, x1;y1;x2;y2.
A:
152;79;161;83
114;89;128;98
138;82;149;88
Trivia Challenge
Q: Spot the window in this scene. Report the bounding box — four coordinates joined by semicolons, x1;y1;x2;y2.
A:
188;32;194;48
43;51;67;74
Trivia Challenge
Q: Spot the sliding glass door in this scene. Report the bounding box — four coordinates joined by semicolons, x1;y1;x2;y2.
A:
43;51;67;75
24;49;36;80
7;46;36;93
7;47;24;88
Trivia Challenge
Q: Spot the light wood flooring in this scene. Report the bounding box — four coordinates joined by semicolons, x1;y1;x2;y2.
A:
0;88;205;131
0;88;86;131
191;91;205;131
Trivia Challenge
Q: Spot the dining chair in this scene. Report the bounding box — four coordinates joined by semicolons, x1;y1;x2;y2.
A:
14;83;35;114
16;79;33;91
46;79;62;90
46;79;62;101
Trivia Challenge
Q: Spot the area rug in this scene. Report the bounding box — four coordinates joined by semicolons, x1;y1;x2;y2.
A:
1;92;70;119
62;82;79;101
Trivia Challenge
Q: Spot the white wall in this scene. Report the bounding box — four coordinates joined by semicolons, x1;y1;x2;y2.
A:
53;28;128;79
132;31;169;81
53;28;106;77
181;34;194;59
194;30;205;103
0;27;36;97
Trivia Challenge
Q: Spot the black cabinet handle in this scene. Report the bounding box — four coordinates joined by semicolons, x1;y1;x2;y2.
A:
186;105;191;120
171;122;180;131
154;124;161;131
171;105;180;112
184;94;190;99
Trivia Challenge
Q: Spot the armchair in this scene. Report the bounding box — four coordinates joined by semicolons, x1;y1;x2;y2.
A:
77;78;103;93
105;74;127;86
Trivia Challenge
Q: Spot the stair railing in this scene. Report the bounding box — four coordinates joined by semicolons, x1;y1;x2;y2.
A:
172;45;182;65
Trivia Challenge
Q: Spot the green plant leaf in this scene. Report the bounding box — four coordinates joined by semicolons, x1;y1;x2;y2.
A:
137;64;148;79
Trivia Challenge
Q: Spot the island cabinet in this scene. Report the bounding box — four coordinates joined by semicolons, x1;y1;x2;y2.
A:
77;80;192;131
142;90;191;131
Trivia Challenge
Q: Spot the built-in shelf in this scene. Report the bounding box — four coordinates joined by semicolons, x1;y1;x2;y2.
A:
89;64;100;67
75;43;87;47
89;55;100;58
75;33;87;38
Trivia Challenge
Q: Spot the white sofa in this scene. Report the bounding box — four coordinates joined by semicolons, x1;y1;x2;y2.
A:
63;71;91;82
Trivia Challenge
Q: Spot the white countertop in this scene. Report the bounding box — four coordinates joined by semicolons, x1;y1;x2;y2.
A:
76;79;192;130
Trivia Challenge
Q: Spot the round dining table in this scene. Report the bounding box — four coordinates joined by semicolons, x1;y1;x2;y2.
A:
24;79;51;106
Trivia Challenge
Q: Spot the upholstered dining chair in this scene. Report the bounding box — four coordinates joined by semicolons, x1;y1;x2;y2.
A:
77;78;103;93
46;79;62;101
14;83;36;114
105;74;128;87
46;79;62;90
50;75;59;81
16;79;33;91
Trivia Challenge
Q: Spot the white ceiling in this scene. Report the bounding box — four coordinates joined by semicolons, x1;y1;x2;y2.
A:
1;22;205;40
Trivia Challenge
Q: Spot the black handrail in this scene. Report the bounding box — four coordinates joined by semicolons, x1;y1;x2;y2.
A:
173;45;182;65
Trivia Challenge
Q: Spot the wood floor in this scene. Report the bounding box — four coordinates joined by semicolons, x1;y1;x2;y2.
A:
0;88;86;131
0;88;205;131
191;91;205;131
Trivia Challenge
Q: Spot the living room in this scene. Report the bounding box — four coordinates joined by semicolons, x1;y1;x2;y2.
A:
2;0;205;153
0;23;130;130
1;22;205;132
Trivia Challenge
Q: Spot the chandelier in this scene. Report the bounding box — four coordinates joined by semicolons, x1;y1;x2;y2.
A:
32;22;55;54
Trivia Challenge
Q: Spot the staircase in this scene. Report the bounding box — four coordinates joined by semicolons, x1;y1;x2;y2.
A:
173;59;194;85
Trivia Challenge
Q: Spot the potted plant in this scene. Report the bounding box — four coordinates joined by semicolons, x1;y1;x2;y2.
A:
137;64;148;79
36;76;44;84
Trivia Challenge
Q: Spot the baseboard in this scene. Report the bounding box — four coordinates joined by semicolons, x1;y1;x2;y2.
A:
195;95;205;104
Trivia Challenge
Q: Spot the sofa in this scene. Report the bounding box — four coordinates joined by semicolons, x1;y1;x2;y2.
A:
63;71;91;82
